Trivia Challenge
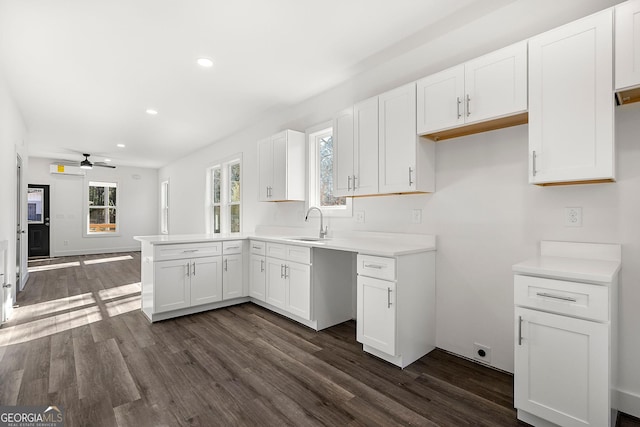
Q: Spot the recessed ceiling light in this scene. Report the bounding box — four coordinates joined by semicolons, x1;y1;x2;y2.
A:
145;109;158;115
117;144;126;148
197;57;214;68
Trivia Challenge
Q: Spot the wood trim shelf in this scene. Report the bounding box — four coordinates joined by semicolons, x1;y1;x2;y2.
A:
616;87;640;105
535;178;615;187
422;112;528;142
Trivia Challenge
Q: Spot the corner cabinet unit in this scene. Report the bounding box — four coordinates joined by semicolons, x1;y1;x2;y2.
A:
615;0;640;105
257;129;305;201
417;40;528;141
513;241;621;427
528;9;615;186
356;251;436;368
378;82;435;194
139;239;249;322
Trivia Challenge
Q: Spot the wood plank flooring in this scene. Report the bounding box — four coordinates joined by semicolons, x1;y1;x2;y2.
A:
1;252;638;426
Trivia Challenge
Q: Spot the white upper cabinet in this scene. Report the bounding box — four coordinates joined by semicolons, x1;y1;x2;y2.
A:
529;9;614;185
257;129;305;201
333;97;379;197
333;107;355;197
379;82;435;194
615;0;640;104
417;41;528;140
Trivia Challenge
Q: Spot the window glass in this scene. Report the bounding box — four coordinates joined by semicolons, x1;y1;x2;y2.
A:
318;134;345;207
88;181;117;234
207;156;241;234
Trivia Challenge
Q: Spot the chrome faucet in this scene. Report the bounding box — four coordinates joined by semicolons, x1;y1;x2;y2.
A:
305;206;327;239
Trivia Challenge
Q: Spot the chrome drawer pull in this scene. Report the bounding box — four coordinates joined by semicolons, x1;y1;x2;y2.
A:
226;246;240;250
536;292;577;302
387;287;392;308
364;264;384;269
182;249;199;253
252;245;262;250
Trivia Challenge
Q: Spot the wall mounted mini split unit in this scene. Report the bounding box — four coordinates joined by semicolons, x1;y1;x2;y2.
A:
49;164;86;176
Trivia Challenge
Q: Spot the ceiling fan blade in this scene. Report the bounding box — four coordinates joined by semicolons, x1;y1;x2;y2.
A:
94;162;116;169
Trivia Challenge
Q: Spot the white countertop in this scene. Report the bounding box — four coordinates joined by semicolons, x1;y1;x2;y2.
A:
513;256;621;285
134;232;436;257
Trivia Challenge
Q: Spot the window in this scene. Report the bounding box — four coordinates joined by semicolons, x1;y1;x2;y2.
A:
308;123;352;216
207;155;242;234
87;181;118;234
160;180;169;234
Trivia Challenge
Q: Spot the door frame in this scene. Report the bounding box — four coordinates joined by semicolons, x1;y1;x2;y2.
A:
27;184;51;258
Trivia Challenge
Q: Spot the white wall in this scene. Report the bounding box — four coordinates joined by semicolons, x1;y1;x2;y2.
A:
0;68;28;315
27;157;158;256
160;0;640;415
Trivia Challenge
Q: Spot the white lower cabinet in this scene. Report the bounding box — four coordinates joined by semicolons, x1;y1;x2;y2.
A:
357;276;396;356
222;254;243;300
249;254;266;301
515;307;609;427
356;252;435;368
155;256;222;313
265;243;312;321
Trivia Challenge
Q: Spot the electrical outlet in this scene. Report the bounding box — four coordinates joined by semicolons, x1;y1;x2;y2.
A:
473;343;491;364
63;240;69;246
565;207;582;227
411;209;422;224
355;211;365;224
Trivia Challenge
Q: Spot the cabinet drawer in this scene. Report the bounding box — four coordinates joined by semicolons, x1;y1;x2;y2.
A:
154;242;222;262
514;275;609;322
223;240;243;255
357;255;396;281
249;240;266;256
286;245;311;264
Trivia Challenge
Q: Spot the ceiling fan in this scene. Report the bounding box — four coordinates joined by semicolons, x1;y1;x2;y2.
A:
79;153;115;169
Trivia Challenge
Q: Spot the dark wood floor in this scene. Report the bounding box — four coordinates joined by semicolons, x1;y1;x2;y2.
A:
1;252;638;426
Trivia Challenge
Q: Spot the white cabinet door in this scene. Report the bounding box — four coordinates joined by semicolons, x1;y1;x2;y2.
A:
333;107;355;197
222;254;243;300
379;82;417;194
154;259;191;313
265;257;286;309
515;307;609;427
465;41;528;125
190;256;223;306
285;261;311;320
354;96;379;196
616;0;640;91
416;65;465;134
249;254;266;301
271;133;287;201
356;276;396;356
529;10;614;184
258;137;272;201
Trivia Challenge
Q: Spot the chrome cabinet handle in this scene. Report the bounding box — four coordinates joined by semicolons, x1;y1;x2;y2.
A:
532;151;537;177
364;263;383;269
192;262;196;276
408;167;414;186
186;262;191;277
252;245;261;250
224;258;228;272
260;260;264;272
536;292;577;302
466;94;471;117
387;287;392;308
518;316;523;346
347;176;352;191
182;249;198;253
226;246;239;250
456;96;462;119
353;175;357;190
280;264;284;278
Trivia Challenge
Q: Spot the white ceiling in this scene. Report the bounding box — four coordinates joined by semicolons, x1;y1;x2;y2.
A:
0;0;511;168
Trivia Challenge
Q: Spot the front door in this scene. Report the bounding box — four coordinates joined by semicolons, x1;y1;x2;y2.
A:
27;184;50;258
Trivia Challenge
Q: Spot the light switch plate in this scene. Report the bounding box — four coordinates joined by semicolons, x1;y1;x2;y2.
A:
355;211;365;223
411;209;422;224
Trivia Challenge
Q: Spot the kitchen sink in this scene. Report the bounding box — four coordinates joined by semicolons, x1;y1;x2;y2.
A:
284;236;329;242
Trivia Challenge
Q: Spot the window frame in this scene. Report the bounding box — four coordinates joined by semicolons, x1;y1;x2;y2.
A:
84;179;120;237
307;121;352;217
205;154;243;235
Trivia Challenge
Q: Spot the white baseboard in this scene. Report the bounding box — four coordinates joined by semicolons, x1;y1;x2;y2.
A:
616;388;640;419
51;246;140;257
